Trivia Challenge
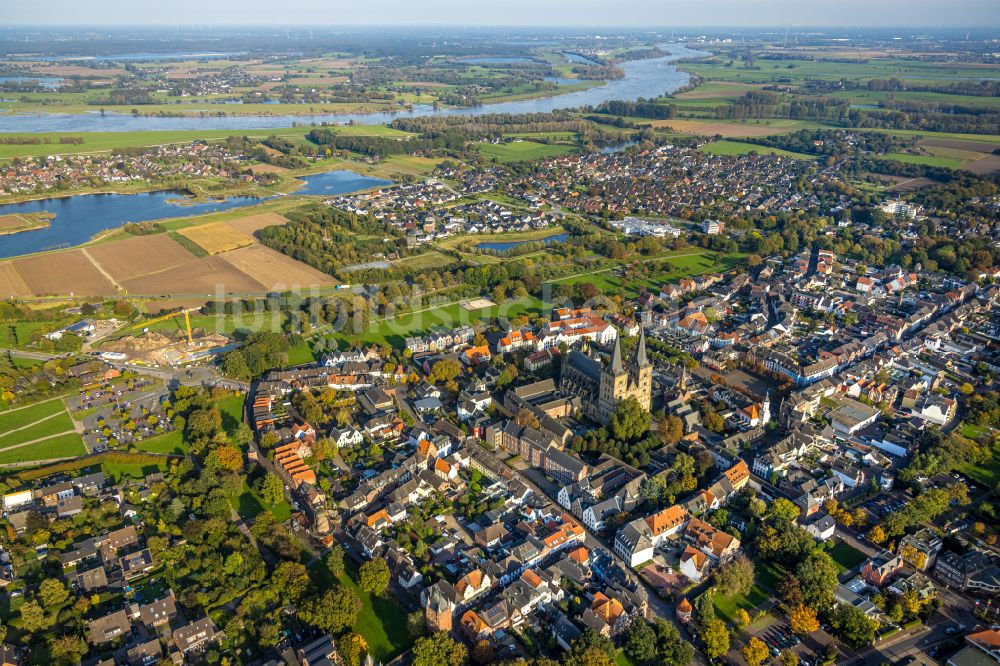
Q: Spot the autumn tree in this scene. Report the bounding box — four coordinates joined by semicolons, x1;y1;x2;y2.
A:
412;632;468;666
206;444;243;472
789;605;820;635
735;608;751;628
39;579;69;609
742;636;769;666
701;618;730;660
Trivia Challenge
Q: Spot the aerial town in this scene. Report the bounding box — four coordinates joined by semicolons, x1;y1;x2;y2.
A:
0;16;999;666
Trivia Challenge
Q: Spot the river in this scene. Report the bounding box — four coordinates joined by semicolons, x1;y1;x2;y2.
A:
0;170;390;259
0;44;707;133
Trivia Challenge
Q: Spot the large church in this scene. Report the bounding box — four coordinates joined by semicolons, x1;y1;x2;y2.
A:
560;327;653;425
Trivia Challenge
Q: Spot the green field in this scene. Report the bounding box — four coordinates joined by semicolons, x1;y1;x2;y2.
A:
957;448;1000;488
309;559;414;662
707;560;783;622
0;433;86;464
0;124;414;161
476;140;575;163
0;322;50;349
0;410;76;448
102;459;169;482
0;398;69;431
830;541;868;574
545;250;744;298
134;430;188;455
884;152;967;169
327;296;545;348
683;58;1000;86
699;140;814;160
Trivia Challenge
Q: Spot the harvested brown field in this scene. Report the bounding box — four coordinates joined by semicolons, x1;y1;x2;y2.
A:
177;222;254;255
219;245;335;290
651;119;784;137
920;138;1000;153
965;155;1000;176
0;263;31;298
245;163;288;175
31;64;128;77
86;234;196;282
288;76;349;85
225;212;290;235
145;299;211;313
888;177;939;193
0;215;32;230
13;250;115;296
119;257;267;296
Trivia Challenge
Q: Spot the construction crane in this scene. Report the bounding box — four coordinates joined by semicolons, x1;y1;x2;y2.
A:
131;308;198;346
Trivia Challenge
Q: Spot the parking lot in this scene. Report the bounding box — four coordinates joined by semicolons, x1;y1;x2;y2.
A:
67;381;173;453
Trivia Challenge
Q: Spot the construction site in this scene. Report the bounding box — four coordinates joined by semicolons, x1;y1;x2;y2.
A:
98;308;236;367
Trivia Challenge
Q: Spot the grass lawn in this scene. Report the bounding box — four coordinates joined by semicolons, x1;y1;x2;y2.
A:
218;395;246;435
134;430;188;455
712;559;784;622
615;650;638;666
0;410;75;448
231;479;292;521
960;423;993;441
699;140;814;160
102;459;168;482
286;339;316;366
830;541;868;574
0;398;67;429
309;559;414;662
712;581;771;622
0;433;86;464
957;449;1000;488
476;140;575;163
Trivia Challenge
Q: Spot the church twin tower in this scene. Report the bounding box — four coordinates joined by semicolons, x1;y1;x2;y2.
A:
597;327;653;423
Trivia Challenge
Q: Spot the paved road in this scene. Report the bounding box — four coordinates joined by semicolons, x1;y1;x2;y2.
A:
0;347;64;361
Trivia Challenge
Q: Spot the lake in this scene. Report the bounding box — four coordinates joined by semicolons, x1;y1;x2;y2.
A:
0;76;63;90
0;44;707;133
0;169;390;259
563;51;601;66
478;233;568;252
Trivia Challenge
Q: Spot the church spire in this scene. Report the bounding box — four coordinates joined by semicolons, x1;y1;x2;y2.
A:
634;326;649;367
611;335;625;375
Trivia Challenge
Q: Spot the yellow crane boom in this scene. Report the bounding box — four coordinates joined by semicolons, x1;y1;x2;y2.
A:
131;308;197;346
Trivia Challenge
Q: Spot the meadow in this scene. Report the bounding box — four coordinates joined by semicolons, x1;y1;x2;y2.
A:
699;140;814;160
476;140;576;163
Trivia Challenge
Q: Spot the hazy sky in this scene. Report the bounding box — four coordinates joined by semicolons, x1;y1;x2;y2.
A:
6;0;1000;28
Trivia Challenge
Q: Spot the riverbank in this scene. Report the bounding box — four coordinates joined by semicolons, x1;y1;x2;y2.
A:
0;44;709;133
